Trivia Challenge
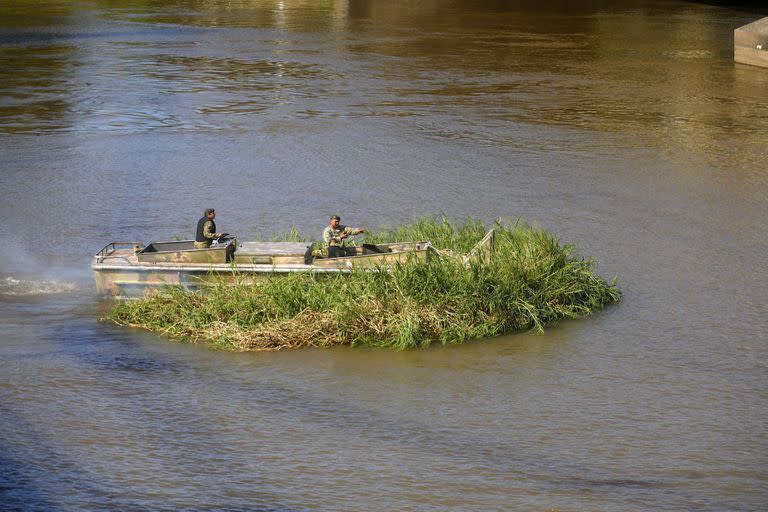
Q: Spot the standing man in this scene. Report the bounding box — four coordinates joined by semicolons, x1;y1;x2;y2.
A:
194;208;227;248
322;215;366;258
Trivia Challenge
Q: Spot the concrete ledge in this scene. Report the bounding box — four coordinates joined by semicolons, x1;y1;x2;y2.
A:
735;17;768;68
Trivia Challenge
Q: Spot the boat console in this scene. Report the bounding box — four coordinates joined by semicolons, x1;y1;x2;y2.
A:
137;238;237;264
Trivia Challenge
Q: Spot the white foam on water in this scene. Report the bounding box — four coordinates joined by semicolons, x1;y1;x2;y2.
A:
0;276;78;296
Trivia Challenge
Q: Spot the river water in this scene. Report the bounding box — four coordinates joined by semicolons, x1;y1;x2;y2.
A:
1;1;767;510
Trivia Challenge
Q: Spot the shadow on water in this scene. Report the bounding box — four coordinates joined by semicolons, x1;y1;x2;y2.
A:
0;450;61;512
0;287;310;511
54;319;687;507
0;461;53;511
0;400;308;511
0;31;129;45
215;376;675;492
0;282;750;509
0;27;205;46
0;403;93;512
0;404;300;512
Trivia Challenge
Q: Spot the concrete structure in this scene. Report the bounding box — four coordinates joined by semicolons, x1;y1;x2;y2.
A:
735;17;768;68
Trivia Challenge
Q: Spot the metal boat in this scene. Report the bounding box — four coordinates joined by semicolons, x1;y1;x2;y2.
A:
92;238;432;297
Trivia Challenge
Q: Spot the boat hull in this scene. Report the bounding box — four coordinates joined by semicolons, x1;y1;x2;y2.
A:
93;263;343;297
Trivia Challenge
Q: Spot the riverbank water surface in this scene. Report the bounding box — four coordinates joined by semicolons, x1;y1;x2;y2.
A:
1;1;766;510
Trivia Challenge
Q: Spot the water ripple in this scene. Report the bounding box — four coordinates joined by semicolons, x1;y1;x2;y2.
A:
0;276;77;296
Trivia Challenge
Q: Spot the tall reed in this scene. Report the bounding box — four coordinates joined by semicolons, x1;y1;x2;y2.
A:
107;217;620;350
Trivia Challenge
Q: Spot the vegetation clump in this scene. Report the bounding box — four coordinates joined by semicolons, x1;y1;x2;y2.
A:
106;217;620;351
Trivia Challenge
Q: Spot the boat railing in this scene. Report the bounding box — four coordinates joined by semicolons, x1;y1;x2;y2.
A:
95;242;143;264
462;229;494;266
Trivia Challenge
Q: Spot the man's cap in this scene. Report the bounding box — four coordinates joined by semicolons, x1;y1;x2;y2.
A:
204;208;215;216
330;215;340;220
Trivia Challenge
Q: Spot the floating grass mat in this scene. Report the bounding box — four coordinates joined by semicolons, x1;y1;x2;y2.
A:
106;217;620;351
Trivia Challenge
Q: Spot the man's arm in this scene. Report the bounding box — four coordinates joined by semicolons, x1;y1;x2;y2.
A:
344;227;366;237
323;226;337;245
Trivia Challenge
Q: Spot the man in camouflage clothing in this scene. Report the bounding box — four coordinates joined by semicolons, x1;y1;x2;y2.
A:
322;215;366;258
194;208;227;248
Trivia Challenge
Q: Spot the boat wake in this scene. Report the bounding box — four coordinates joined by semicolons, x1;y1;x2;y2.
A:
0;275;78;296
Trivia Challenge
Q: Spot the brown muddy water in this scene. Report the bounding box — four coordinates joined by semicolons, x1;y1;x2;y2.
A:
1;1;767;510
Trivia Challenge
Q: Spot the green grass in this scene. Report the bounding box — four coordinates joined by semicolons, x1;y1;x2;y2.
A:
105;217;621;351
